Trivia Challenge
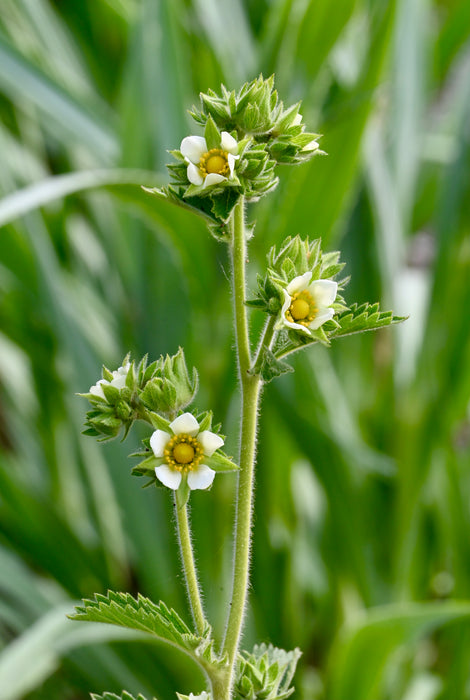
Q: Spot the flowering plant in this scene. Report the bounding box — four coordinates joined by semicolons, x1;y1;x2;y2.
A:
73;76;405;700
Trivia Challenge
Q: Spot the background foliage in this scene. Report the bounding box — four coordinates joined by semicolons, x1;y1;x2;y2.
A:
0;0;470;698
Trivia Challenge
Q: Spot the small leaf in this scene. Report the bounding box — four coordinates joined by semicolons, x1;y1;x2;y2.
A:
259;349;294;384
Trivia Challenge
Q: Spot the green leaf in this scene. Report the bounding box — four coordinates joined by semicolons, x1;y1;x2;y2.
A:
331;303;407;338
259;349;294;384
91;693;157;700
69;591;226;672
70;591;194;646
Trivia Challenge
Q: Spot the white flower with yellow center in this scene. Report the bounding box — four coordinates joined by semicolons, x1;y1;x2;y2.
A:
89;362;131;400
180;132;239;188
150;412;224;491
281;272;337;334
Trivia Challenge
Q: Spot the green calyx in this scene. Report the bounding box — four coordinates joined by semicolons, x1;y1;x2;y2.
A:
139;347;198;418
190;75;323;164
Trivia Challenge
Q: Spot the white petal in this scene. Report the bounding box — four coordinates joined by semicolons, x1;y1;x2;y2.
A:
293;113;302;125
187;162;204;186
303;139;319;152
308;279;337;307
220;131;238;154
308;307;334;330
283;318;312;335
286;271;312;295
170;412;199;436
89;379;107;399
198;430;224;457
281;289;291;317
188;465;216;490
110;373;127;389
227;153;239;178
150;430;171;457
155;464;182;490
180;135;207;163
203;173;226;188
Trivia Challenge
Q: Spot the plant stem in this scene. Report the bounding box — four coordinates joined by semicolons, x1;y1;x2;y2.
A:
250;315;277;376
175;497;206;636
221;197;263;697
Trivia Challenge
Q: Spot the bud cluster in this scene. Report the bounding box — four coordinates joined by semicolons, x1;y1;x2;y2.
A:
81;348;198;440
234;644;302;700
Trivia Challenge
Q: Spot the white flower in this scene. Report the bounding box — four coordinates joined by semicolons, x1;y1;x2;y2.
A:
89;362;131;400
180;132;239;188
150;412;224;491
280;272;337;334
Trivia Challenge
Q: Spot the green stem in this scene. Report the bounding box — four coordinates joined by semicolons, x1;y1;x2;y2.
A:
250;315;278;376
220;197;263;697
174;497;206;636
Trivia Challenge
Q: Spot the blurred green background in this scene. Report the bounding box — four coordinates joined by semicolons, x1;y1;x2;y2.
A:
1;0;470;698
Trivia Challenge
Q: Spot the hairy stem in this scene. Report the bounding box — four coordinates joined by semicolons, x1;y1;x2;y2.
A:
174;496;206;636
221;197;263;697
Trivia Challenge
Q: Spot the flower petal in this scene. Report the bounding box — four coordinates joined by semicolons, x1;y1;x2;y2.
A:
293;113;302;126
227;153;238;178
180;135;207;163
203;173;226;188
303;139;319;152
308;308;334;330
283;318;312;335
150;430;171;457
170;412;199;436
198;430;224;457
187;464;216;490
220;131;238;154
308;279;337;307
187;162;204;186
286;271;312;295
155;464;182;490
89;380;107;399
281;289;291;316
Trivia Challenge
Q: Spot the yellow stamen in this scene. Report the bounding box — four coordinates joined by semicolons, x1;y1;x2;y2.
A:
290;298;310;321
173;443;195;464
286;290;318;327
199;148;229;177
164;434;204;472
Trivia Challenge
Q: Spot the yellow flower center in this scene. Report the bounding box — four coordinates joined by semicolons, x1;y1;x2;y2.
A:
165;434;203;472
286;290;318;327
200;149;230;176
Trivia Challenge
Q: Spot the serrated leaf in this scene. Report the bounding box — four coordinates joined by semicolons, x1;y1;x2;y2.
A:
331;303;407;338
70;591;195;647
91;692;157;700
70;592;227;673
259;349;294;384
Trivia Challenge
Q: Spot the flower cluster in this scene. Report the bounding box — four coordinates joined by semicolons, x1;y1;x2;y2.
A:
144;76;321;229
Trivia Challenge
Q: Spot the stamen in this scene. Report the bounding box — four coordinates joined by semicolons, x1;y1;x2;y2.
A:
199;148;230;176
164;434;204;472
286;290;317;327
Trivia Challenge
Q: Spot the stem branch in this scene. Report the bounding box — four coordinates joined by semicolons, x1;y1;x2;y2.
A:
175;497;206;636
